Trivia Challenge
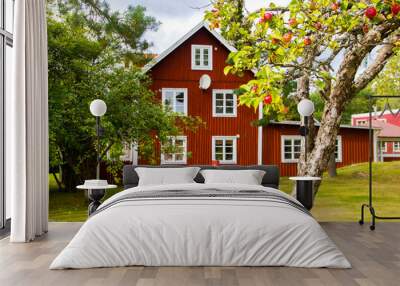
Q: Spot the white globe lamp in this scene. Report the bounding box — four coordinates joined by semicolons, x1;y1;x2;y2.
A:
90;99;107;117
297;99;315;117
297;99;315;163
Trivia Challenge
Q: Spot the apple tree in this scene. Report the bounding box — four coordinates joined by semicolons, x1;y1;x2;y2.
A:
206;0;400;197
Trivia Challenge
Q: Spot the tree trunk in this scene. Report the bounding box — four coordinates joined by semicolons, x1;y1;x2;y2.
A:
52;171;63;191
61;159;97;191
328;152;337;177
297;99;343;198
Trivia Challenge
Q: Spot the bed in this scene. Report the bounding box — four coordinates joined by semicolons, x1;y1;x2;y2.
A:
50;165;350;269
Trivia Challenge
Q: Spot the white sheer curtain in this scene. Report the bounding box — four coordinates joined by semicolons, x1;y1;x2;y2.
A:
8;0;48;242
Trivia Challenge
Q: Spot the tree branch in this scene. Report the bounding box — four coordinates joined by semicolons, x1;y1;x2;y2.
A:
353;32;400;93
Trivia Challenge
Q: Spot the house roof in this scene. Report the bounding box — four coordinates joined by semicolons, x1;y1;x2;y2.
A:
351;109;400;118
368;120;400;138
142;21;237;73
269;120;372;130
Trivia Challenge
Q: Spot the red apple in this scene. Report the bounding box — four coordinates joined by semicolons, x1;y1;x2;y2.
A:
283;33;293;43
314;22;322;30
271;38;280;44
288;18;297;27
263;94;273;105
331;3;339;11
392;4;400;16
303;37;312;46
263;12;273;22
365;7;377;19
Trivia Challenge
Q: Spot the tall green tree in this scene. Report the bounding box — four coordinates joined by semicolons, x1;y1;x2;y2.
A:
206;0;400;198
48;3;202;191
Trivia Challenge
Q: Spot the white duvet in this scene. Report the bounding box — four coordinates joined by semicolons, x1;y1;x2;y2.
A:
50;183;351;269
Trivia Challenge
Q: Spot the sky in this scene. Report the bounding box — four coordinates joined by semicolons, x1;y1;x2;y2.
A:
109;0;290;54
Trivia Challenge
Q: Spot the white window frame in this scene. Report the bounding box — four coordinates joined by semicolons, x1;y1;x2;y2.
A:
356;119;367;126
161;136;188;164
212;89;237;117
281;135;342;163
380;141;387;153
335;136;343;163
191;44;212;70
161;88;188;115
212;136;237;164
394;142;400;152
281;135;302;163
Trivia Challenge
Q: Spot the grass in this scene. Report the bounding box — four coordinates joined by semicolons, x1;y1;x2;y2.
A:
49;161;400;222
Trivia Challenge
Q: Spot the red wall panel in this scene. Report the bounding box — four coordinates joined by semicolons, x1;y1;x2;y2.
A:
263;124;370;176
148;27;258;165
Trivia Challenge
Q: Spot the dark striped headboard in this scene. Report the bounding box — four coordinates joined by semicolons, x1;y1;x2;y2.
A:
122;165;280;190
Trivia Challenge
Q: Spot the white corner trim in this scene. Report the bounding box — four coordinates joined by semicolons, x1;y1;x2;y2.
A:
336;135;343;163
257;103;263;165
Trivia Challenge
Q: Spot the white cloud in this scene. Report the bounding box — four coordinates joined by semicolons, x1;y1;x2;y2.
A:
108;0;291;53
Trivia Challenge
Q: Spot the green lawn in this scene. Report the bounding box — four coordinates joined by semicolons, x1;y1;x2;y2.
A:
49;161;400;222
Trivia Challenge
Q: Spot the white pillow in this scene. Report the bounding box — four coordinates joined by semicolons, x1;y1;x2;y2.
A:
200;169;266;185
135;167;200;186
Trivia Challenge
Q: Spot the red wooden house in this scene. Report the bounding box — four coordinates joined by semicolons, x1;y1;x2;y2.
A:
128;21;370;176
352;110;400;161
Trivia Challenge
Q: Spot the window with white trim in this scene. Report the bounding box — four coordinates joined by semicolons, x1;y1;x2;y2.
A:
380;141;387;153
162;88;188;115
394;142;400;152
281;136;302;163
281;135;342;163
356;119;367;126
212;136;237;164
191;45;212;70
161;136;187;164
212;90;237;117
335;136;343;162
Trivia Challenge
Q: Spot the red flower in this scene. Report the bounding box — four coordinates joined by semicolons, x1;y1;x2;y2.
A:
365;7;377;19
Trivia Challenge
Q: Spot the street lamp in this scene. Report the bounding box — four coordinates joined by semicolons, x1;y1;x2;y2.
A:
297;99;315;162
90;99;107;179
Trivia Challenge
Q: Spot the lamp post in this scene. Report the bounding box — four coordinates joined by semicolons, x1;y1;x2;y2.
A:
297;99;315;162
90;99;107;179
290;99;319;211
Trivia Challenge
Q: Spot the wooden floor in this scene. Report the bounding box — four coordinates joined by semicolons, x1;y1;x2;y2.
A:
0;222;399;286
